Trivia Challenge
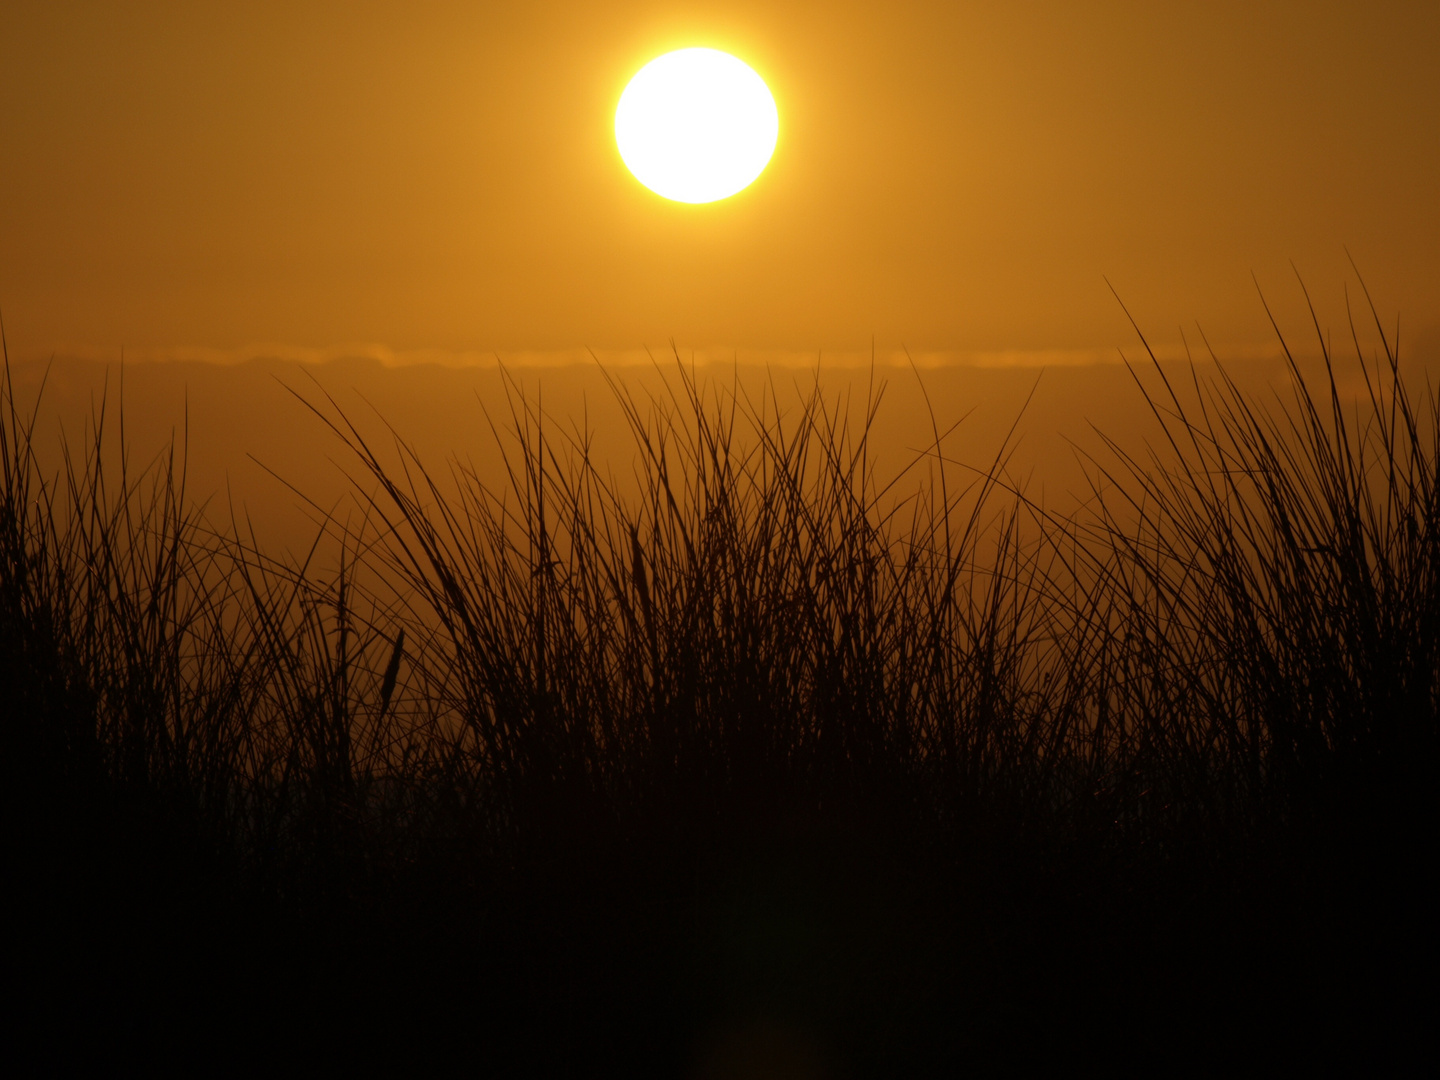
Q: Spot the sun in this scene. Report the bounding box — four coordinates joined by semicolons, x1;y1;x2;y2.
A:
615;48;779;204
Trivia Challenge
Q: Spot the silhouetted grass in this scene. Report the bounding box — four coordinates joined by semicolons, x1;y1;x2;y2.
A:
3;280;1435;1072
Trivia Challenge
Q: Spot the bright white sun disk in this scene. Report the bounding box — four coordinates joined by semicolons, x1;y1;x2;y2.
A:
615;48;779;204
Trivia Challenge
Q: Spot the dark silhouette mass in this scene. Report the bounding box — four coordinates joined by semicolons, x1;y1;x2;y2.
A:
3;284;1433;1072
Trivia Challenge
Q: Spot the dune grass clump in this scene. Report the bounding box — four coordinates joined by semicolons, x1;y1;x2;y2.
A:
1052;284;1439;835
296;360;1070;841
2;281;1435;1067
0;360;453;887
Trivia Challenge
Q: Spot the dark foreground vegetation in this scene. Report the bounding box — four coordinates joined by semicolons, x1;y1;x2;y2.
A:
4;288;1436;1073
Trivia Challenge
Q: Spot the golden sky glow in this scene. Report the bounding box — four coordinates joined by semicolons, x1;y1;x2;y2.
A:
0;1;1437;364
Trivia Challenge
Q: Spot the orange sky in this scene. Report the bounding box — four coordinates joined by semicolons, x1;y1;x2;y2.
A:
2;0;1437;366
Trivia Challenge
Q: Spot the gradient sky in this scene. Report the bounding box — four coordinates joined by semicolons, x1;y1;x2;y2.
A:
1;0;1437;364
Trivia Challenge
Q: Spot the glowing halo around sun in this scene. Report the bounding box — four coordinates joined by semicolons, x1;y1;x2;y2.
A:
615;48;779;204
